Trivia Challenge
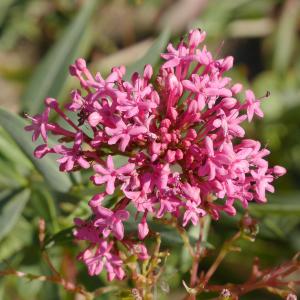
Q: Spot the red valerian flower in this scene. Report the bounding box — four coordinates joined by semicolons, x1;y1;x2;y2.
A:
25;29;286;280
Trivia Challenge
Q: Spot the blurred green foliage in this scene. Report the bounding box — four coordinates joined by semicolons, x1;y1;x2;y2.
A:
0;0;300;299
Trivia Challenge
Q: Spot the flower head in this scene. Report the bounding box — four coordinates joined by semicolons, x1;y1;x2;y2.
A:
26;28;286;280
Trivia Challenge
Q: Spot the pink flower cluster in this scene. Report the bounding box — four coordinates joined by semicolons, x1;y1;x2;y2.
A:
25;29;286;280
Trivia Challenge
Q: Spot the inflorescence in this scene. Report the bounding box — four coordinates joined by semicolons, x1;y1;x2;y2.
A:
25;29;286;281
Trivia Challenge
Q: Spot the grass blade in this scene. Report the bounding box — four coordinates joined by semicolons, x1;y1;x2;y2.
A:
0;189;30;241
124;27;171;81
22;0;98;115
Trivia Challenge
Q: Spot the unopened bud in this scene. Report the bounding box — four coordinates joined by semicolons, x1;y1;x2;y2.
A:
273;165;287;177
45;97;58;109
240;213;259;241
188;29;206;48
75;58;87;71
144;64;153;80
231;83;243;95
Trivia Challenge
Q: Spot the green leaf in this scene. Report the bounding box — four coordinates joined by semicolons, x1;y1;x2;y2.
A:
0;216;32;260
249;193;300;216
0;159;27;188
44;227;74;249
0;0;14;27
193;0;251;37
180;246;193;273
30;186;59;232
273;0;300;74
0;189;30;241
0;127;32;170
250;203;300;216
0;108;72;192
124;27;171;81
21;0;99;115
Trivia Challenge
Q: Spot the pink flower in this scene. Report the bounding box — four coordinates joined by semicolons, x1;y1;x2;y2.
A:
251;167;275;203
156;191;181;218
151;163;170;190
73;218;102;244
25;107;50;142
105;120;147;152
28;28;286;281
183;200;206;227
198;137;230;181
161;42;190;69
245;90;264;121
93;206;129;240
213;109;246;138
116;69;157;119
34;144;52;158
181;183;201;203
181;183;206;226
78;241;125;280
124;176;153;212
132;243;149;260
92;155;135;195
54;132;90;172
66;89;85;112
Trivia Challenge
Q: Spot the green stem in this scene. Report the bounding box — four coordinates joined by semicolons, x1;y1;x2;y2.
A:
201;231;241;289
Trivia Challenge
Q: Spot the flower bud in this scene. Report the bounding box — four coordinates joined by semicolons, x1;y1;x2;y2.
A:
240;213;259;241
161;118;171;129
143;64;153;80
273;165;287;177
69;64;77;76
231;83;243;95
88;111;101;127
75;58;87;71
222;97;237;109
221;56;234;71
34;144;50;158
89;193;105;207
188;29;206;49
170;107;178;120
186;129;197;140
166;150;176;163
45;97;58;109
175;149;184;160
138;219;149;240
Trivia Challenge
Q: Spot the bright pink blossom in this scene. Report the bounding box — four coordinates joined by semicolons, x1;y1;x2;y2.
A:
93;206;129;240
54;132;90;172
78;241;125;280
25;107;50;142
26;28;286;280
245;89;264;121
92;155;135;195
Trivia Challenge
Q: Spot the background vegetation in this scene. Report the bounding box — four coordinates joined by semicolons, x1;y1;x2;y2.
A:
0;0;299;299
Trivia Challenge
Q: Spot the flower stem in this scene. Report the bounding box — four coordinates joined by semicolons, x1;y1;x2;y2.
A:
190;215;211;287
202;231;241;288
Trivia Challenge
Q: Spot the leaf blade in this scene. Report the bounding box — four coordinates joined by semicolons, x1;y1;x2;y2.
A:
124;28;171;81
21;0;99;115
0;189;30;241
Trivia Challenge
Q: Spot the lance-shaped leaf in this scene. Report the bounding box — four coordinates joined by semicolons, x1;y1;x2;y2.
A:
22;0;99;115
273;0;300;74
124;27;171;81
0;189;30;241
0;108;72;192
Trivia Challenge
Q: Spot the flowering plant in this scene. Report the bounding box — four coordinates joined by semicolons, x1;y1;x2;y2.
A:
19;28;300;299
